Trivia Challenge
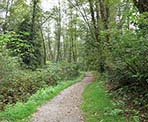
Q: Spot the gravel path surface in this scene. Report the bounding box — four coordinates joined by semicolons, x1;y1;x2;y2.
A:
31;73;94;122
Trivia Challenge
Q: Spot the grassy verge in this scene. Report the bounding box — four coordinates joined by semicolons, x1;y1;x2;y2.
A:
0;74;84;122
82;80;130;122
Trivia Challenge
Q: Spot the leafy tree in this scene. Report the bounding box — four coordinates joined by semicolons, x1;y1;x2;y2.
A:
5;0;45;69
7;0;29;31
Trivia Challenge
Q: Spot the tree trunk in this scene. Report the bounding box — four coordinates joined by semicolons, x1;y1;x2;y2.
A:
88;0;100;43
40;25;46;65
56;0;61;62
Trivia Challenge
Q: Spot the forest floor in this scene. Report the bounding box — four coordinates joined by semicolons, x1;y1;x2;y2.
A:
31;73;94;122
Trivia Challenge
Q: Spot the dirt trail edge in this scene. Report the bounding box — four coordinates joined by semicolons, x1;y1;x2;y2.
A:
31;73;94;122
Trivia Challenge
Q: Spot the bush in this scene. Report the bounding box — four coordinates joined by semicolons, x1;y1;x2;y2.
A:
0;56;57;110
107;30;148;87
0;54;80;111
45;61;80;81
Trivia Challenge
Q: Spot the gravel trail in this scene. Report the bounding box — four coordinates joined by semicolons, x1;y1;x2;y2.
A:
31;73;94;122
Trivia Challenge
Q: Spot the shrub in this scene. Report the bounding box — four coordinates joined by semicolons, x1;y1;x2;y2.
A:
107;30;148;87
45;61;80;81
0;54;80;111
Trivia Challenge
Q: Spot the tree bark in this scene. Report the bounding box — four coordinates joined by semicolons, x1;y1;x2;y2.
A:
88;0;100;43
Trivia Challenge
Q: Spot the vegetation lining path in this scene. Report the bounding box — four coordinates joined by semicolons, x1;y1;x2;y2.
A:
31;73;94;122
82;80;129;122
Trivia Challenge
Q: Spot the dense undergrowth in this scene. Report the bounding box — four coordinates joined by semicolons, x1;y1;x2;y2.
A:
108;30;148;87
110;81;148;122
0;74;84;122
0;50;80;111
105;30;148;121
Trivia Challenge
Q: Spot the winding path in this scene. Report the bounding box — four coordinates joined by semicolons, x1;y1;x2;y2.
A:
31;73;94;122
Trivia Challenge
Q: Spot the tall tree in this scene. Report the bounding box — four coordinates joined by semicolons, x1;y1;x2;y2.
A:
56;0;62;62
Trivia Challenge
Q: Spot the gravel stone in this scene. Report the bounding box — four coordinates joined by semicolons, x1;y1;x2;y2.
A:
31;73;94;122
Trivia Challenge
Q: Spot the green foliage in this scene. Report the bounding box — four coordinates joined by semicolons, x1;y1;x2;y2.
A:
7;0;30;31
82;80;128;122
0;74;84;122
0;52;19;81
0;50;80;111
0;55;55;110
138;12;148;34
17;16;43;69
2;0;44;69
108;29;148;86
42;61;80;81
55;61;80;80
0;0;147;121
0;29;80;118
0;20;43;70
133;116;140;122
